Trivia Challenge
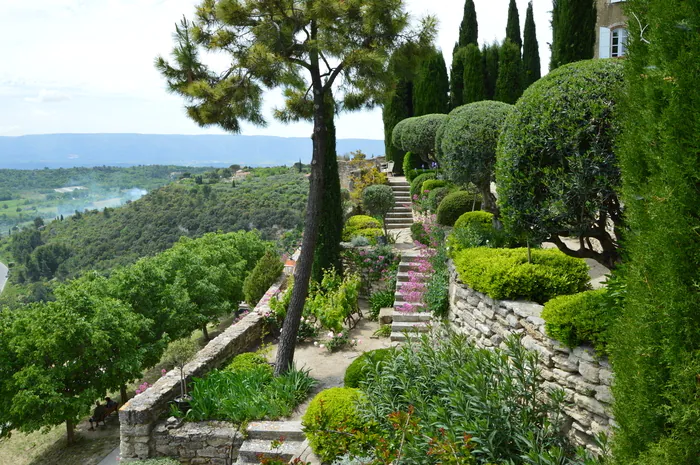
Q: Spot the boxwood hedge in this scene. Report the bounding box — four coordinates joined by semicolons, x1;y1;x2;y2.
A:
436;191;482;226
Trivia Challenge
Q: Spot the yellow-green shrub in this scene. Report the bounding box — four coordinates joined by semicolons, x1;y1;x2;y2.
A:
344;348;395;388
224;352;272;375
302;387;367;462
342;215;381;241
421;179;448;194
453;247;589;303
454;211;493;230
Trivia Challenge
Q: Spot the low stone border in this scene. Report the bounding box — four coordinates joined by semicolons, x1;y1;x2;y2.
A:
447;261;614;453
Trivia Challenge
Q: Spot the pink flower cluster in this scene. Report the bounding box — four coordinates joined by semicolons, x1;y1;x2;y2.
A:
396;215;440;313
135;381;151;395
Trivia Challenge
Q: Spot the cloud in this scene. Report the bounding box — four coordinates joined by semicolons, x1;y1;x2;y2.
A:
24;89;72;103
0;125;20;135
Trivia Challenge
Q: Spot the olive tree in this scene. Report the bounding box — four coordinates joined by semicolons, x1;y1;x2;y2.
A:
362;184;395;237
156;0;434;375
436;100;513;215
496;59;623;269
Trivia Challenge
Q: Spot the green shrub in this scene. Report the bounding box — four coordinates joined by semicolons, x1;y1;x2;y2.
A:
368;290;395;321
302;387;367;463
436;191;482;226
362;184;394;235
342;215;381;241
225;352;271;375
410;222;429;246
453;247;590;303
243;250;283;306
426;186;453;212
409;172;436;198
420;179;448;194
454;211;493;230
402;151;423;182
350;228;383;244
344;349;395;388
542;289;612;354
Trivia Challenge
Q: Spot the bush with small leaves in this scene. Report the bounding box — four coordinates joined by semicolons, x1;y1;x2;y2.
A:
342;215;381;241
436;191;482;226
361;184;394;235
225;352;272;375
420;179;448;194
344;348;396;388
454;211;493;230
426;186;453;212
410;222;430;246
409;172;436;199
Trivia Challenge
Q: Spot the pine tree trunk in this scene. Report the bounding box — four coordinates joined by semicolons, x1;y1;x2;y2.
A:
66;420;75;445
202;325;209;341
275;62;328;376
120;384;128;405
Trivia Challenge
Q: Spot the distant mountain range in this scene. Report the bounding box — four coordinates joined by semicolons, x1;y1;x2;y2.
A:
0;134;386;169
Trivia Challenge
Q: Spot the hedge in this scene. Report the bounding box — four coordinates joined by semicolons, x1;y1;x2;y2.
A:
426;186;453;213
409;172;437;198
344;348;395;388
421;179;448;194
454;211;494;230
436;191;481;226
342;215;381;241
402;151;423;182
453;247;590;303
541;289;612;354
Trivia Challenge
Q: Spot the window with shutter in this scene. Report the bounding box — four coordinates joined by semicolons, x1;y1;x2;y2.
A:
599;27;611;59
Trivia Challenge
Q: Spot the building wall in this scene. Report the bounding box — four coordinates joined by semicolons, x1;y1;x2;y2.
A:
595;0;628;58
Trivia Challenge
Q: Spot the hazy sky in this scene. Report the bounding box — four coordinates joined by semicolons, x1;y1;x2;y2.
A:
0;0;553;140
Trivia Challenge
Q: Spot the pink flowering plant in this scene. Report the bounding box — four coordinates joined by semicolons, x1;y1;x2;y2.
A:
343;245;399;295
315;331;359;353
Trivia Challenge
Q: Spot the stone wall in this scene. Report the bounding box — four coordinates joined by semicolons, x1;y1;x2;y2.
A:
119;276;286;463
447;262;614;452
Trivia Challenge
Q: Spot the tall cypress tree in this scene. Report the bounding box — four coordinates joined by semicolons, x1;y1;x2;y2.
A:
482;42;500;100
462;44;486;104
458;0;478;47
505;0;522;49
450;45;466;109
494;40;523;104
312;96;342;282
413;49;450;116
522;1;541;88
550;0;596;70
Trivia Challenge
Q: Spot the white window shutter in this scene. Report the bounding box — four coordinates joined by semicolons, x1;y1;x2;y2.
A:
599;27;611;58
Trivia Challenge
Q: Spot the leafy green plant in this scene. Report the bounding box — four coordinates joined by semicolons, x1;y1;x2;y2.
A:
225;352;271;375
162;338;199;399
302;387;368;463
305;270;361;332
401;151;423;182
453;247;590;303
454;211;493;230
542;289;612;354
344;348;395;388
349;167;388;206
436;190;481;226
243;249;283;306
361;185;395;236
316;330;357;353
343;245;399;296
368;290;395;321
409;172;437;199
372;325;391;338
342;215;382;242
426;185;453;212
421;179;448;194
410;222;430;246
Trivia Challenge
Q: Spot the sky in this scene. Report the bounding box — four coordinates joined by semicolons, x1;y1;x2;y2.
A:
0;0;553;140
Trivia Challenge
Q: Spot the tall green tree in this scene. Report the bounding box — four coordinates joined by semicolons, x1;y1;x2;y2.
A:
462;44;486;104
550;0;596;70
522;1;541;88
449;45;467;109
505;0;522;49
612;0;700;462
494;40;523;104
413;49;450;116
458;0;478;47
482;42;500;99
156;0;434;375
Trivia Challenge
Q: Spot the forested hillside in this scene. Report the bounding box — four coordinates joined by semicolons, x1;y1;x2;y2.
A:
3;167;307;287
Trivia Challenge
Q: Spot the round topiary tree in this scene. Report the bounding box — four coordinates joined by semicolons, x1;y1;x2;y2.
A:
392;114;448;164
436;100;513;215
344;348;395;388
454;211;494;230
496;59;624;269
362;184;395;237
436;190;481;226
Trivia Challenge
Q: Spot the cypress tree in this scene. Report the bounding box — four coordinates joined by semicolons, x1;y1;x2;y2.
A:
458;0;478;47
413;49;450;116
522;1;541;88
312;96;342;282
450;45;467;109
482;42;500;100
494;40;523;104
462;44;486;104
612;0;700;462
505;0;522;49
550;0;596;70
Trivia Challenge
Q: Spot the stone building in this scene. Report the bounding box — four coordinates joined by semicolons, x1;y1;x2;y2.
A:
595;0;628;59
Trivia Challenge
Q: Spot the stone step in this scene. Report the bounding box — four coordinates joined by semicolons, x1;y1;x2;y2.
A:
390;183;410;189
393;301;426;311
387;224;412;230
390;331;423;342
386;219;413;226
237;438;305;463
399;262;420;272
392;322;430;333
394;197;411;203
246;421;305;442
386;212;413;219
392;311;432;322
397;271;426;282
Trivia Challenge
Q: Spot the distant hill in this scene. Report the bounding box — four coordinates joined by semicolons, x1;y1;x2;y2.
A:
0;133;385;169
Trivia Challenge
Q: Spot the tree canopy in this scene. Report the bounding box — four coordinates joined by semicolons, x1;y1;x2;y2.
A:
392;114;448;162
461;44;486;104
522;1;541;88
550;0;596;70
494;40;523;104
412;49;450;116
505;0;522;49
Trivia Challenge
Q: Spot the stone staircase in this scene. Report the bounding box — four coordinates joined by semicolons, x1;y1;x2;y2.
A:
386;177;413;230
391;251;432;342
236;421;307;464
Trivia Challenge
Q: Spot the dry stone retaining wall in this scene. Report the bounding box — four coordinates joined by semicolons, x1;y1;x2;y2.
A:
447;262;614;452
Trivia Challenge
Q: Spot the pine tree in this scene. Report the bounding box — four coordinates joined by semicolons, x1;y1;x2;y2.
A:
482;42;500;100
494;40;523;104
413;49;450;116
458;0;478;47
505;0;522;49
522;1;541;88
550;0;596;70
462;44;486;104
450;45;467;109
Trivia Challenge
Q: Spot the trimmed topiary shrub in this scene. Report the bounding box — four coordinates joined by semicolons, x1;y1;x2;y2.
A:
426;186;453;213
421;179;448;194
302;387;367;463
225;352;272;375
362;184;394;236
402;151;423;182
454;211;494;230
243;250;283;306
342;215;381;241
453;247;589;303
344;348;395;388
436;191;482;226
541;289;612;354
409;172;436;199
